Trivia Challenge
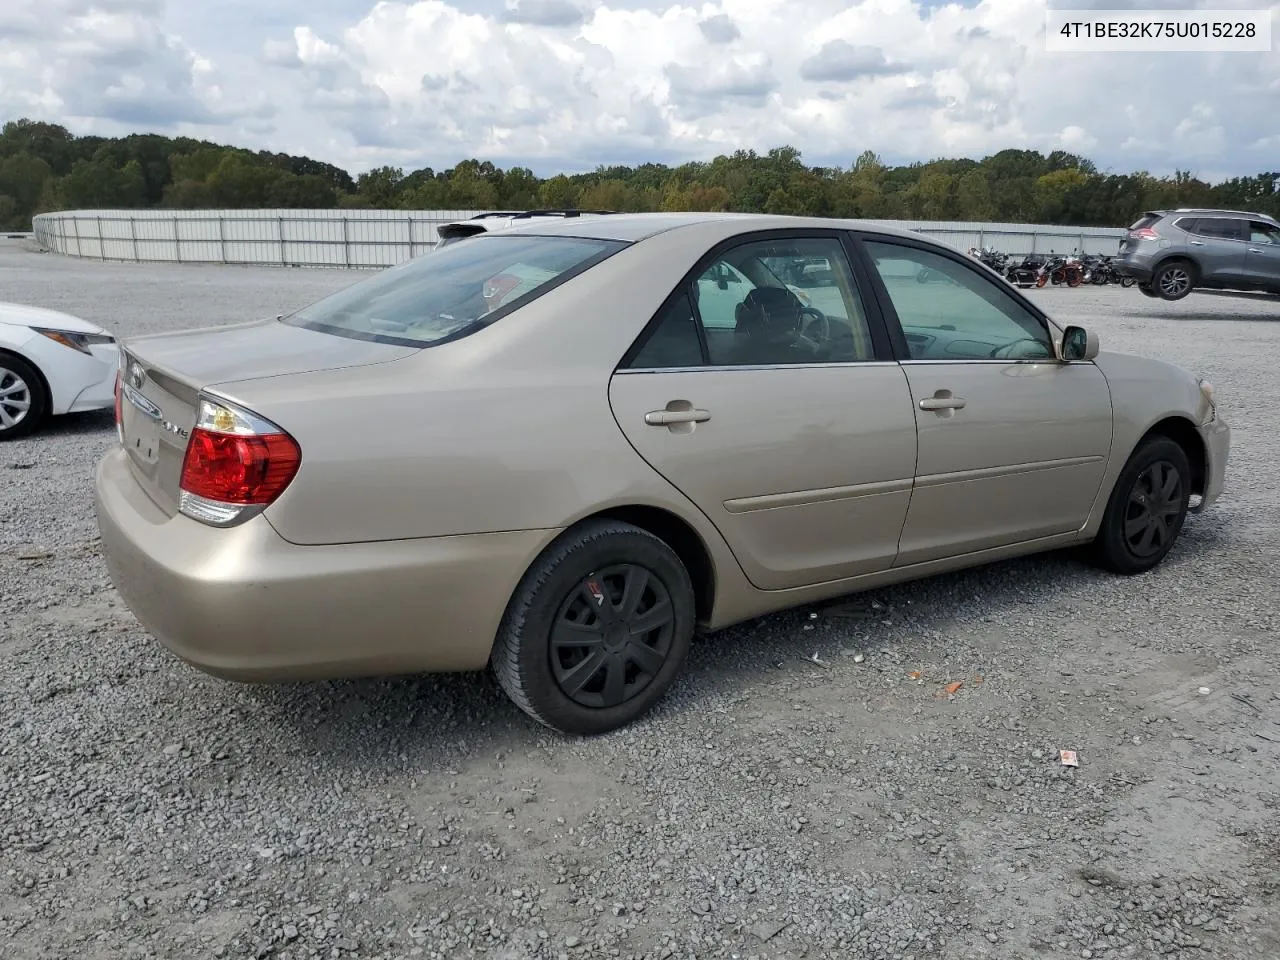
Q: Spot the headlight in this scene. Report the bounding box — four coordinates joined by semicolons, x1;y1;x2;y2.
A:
32;326;115;355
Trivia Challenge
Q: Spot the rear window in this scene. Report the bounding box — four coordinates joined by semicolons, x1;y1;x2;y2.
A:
1129;213;1161;230
282;235;624;347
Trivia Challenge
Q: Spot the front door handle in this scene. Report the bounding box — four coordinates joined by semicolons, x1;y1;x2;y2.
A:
919;395;966;411
1189;240;1206;246
1248;248;1261;254
644;401;711;428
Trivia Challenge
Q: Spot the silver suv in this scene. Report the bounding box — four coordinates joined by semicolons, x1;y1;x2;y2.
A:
435;210;615;249
1116;208;1280;301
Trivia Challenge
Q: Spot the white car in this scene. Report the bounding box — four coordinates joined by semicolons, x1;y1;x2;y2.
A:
0;301;119;440
435;209;615;249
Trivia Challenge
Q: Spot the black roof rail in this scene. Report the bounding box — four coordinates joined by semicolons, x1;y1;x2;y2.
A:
465;209;617;221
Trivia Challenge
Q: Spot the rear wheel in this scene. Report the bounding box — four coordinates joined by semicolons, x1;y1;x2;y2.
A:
1153;261;1195;301
1089;436;1192;575
1137;283;1158;298
0;354;48;441
491;520;696;735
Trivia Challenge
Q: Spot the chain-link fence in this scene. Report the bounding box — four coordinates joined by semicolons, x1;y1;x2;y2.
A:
30;209;1127;268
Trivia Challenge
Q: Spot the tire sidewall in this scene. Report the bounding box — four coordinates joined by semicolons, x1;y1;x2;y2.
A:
498;524;696;735
0;353;49;441
1098;437;1192;574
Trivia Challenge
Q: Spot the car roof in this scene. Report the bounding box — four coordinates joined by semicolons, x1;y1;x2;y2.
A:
1163;208;1279;221
493;211;926;244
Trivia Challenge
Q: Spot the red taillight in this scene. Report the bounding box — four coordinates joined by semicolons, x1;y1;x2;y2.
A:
179;427;301;505
113;371;122;428
1130;227;1160;241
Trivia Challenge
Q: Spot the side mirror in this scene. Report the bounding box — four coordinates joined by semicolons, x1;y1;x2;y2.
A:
1060;325;1099;362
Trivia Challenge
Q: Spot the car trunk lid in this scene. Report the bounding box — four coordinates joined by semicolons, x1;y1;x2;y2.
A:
117;320;417;516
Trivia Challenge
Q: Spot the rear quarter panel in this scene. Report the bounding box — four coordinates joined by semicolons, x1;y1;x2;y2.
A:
212;226;753;597
1079;350;1209;537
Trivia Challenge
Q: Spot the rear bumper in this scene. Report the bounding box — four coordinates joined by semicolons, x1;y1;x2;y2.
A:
1115;261;1153;283
1193;415;1230;513
94;447;555;681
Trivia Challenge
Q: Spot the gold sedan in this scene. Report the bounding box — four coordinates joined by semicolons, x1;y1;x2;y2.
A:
95;213;1230;734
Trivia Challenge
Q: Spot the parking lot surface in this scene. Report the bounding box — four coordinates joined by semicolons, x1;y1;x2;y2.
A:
2;241;1278;960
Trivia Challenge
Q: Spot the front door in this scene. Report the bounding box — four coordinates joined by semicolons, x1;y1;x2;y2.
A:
609;233;918;591
1242;220;1280;290
857;237;1114;567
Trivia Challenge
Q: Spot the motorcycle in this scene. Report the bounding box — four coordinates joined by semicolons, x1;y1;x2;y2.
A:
1005;254;1048;288
969;246;1010;275
1037;253;1084;287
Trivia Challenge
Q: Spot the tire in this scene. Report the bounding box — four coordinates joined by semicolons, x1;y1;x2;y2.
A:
1152;260;1195;301
0;353;49;441
1089;436;1192;575
491;519;696;735
1137;283;1158;298
1120;277;1136;288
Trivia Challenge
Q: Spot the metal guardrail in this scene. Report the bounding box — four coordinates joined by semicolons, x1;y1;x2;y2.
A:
29;210;1128;268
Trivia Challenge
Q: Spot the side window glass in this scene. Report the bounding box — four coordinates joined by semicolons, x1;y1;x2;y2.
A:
694;262;750;329
1197;218;1244;241
864;241;1053;362
625;293;705;369
691;237;876;366
1249;222;1280;244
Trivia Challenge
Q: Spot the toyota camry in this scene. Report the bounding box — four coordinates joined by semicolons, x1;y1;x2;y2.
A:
94;213;1230;735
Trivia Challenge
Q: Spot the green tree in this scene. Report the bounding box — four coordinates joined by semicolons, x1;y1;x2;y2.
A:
355;166;405;206
61;158;146;208
538;174;578;208
955;169;992;220
0;152;53;226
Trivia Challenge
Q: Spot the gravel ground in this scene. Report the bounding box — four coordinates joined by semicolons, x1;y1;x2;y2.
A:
2;240;1279;960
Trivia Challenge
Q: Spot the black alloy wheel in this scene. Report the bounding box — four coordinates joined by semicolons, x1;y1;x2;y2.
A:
491;519;696;735
549;563;675;709
1090;436;1191;575
1122;460;1185;560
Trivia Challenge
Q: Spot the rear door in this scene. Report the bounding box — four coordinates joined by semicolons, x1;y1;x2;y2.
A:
608;231;918;591
1182;217;1248;283
1242;220;1280;290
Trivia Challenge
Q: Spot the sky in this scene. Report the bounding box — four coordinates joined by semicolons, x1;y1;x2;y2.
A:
0;0;1277;181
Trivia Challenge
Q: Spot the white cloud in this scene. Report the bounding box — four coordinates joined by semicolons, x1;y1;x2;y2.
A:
0;0;1276;179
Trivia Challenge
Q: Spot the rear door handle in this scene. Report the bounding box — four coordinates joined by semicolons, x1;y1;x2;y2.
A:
1248;248;1262;254
919;396;966;411
645;408;711;426
1189;240;1205;246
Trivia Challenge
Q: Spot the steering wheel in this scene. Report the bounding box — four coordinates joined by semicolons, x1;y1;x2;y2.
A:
990;338;1051;360
799;305;830;342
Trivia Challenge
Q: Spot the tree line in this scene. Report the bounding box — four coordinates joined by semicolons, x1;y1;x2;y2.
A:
1;117;1276;232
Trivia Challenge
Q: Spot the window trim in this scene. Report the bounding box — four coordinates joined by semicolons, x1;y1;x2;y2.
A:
846;231;1060;364
617;228;897;372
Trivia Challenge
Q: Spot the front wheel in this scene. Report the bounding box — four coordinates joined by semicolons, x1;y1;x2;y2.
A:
1089;436;1192;575
0;354;49;441
491;520;696;735
1137;283;1159;298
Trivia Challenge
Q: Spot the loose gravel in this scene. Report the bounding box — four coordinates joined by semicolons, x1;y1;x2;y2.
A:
2;240;1279;960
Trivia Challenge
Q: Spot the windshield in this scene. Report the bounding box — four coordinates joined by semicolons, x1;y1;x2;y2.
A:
282;234;625;347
